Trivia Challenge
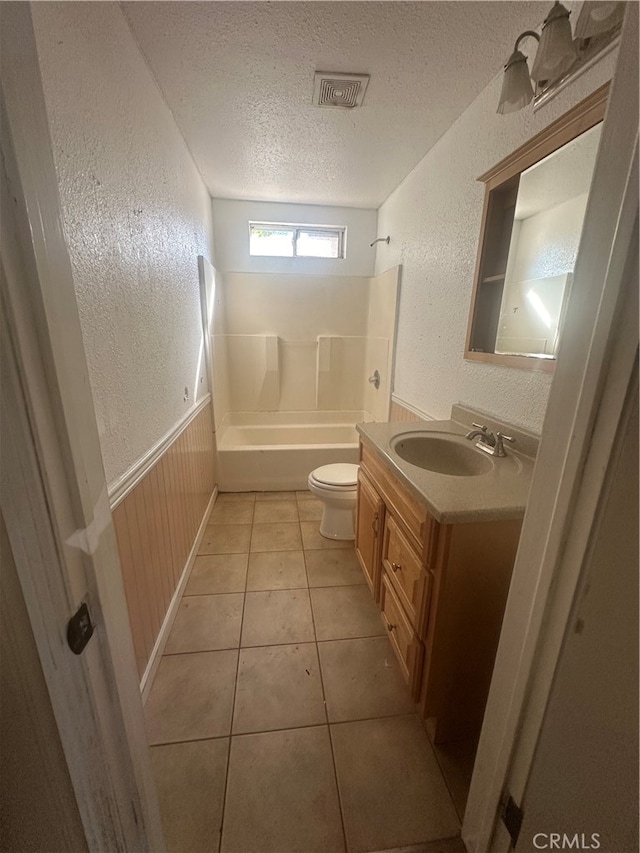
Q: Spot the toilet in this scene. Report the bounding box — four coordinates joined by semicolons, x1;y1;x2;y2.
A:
307;463;359;540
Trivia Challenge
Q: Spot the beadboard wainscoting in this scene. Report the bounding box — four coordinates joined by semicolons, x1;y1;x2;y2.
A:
389;396;431;423
111;399;216;689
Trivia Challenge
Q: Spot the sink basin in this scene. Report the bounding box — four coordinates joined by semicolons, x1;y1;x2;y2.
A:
390;431;494;477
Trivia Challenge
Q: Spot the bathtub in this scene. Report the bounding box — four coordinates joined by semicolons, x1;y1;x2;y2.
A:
216;411;367;492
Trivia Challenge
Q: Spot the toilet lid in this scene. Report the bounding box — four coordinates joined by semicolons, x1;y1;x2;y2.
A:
312;463;359;487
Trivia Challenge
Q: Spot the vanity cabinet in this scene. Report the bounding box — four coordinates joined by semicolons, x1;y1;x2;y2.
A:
356;439;522;744
354;468;384;600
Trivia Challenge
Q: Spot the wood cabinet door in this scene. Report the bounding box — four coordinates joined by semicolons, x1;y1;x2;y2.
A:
382;513;429;634
381;572;424;700
355;469;384;601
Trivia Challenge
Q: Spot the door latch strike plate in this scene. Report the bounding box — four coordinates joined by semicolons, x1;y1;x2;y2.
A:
67;602;94;655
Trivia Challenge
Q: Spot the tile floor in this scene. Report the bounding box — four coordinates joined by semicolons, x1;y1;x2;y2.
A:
145;490;469;853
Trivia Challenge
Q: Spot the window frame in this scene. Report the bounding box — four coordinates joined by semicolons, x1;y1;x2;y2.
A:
248;221;346;259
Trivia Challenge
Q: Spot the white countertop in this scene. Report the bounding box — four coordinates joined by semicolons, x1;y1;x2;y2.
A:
356;419;535;524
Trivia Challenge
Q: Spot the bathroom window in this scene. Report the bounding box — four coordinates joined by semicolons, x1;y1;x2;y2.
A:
249;223;345;259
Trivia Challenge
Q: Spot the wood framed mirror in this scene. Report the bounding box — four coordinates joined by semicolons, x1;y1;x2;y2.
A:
464;83;609;372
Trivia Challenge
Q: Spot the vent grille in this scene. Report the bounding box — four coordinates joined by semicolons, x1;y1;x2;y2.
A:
313;72;370;109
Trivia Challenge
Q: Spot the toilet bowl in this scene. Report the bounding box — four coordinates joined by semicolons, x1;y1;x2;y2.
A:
307;463;359;540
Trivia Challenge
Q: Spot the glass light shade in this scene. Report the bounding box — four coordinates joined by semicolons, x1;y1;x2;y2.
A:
497;50;535;115
530;2;578;83
574;1;624;39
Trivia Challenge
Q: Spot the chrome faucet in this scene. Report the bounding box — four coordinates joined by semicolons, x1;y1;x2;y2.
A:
466;423;514;457
465;423;495;446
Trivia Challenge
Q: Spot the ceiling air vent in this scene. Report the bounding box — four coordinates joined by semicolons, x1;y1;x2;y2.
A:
313;72;370;109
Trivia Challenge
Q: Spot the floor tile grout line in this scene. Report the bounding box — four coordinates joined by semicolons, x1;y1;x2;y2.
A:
231;721;334;739
315;633;387;646
327;723;351;853
327;710;419;729
182;580;366;597
182;588;247;597
217;533;250;853
160;627;388;657
301;549;323;694
230;709;419;738
244;577;374;600
148;711;421;749
149;732;230;748
200;545;358;556
301;541;350;853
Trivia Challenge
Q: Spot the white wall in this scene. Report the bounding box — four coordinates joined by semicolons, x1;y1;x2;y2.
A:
212;199;377;276
374;49;618;433
223;273;369;338
216;272;369;414
31;3;215;484
214;267;399;418
364;266;400;421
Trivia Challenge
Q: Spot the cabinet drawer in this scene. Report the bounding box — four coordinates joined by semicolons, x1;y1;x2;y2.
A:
383;514;430;633
381;572;424;699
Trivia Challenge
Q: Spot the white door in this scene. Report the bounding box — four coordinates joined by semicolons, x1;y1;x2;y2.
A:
1;5;164;848
516;375;638;853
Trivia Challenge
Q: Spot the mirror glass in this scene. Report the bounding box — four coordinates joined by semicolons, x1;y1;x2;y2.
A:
495;123;601;359
466;92;606;373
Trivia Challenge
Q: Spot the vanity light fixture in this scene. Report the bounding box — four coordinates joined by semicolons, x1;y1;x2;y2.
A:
496;31;540;115
497;0;624;115
530;1;577;83
574;1;625;39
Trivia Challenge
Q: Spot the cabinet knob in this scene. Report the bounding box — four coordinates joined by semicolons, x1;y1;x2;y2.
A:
372;513;379;534
391;562;401;572
386;620;396;632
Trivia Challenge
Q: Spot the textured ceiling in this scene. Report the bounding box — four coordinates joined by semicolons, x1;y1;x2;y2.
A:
123;1;549;208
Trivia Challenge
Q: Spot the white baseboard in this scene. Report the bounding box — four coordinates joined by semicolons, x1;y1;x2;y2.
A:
140;485;218;704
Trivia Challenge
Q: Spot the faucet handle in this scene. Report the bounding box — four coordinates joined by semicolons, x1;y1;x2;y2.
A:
472;422;488;431
495;432;514;457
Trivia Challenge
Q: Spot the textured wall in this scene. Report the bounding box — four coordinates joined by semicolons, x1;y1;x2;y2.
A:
374;49;618;433
211;199;376;276
31;3;214;484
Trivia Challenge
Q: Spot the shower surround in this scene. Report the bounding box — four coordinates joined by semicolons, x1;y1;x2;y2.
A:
212;267;400;491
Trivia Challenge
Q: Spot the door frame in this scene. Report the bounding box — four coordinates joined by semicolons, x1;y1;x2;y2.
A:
463;7;638;851
1;6;164;850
